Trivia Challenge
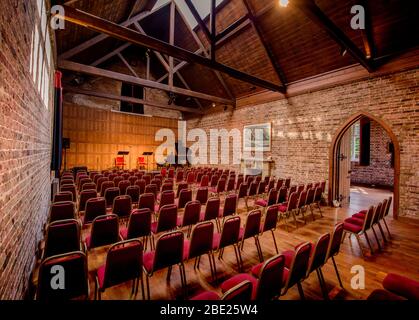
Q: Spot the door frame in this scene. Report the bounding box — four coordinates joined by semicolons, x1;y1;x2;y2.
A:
328;111;400;219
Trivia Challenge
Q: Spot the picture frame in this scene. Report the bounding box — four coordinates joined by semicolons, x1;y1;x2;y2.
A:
243;122;272;151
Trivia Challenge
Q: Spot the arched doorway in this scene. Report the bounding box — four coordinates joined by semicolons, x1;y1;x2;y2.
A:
329;111;400;219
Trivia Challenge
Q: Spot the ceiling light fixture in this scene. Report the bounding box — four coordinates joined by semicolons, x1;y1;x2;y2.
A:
212;103;216;108
279;0;289;8
340;47;347;57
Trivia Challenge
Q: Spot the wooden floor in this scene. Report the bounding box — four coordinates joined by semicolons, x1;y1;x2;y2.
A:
82;186;419;300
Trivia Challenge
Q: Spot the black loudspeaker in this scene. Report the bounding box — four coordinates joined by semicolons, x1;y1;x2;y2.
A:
63;138;70;149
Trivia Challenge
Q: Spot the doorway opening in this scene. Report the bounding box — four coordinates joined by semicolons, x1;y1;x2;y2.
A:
329;112;400;219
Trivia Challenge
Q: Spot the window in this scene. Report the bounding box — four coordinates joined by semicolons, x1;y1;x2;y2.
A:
120;83;144;114
351;122;360;162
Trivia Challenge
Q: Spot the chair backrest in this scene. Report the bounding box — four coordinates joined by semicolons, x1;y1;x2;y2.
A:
145;184;158;198
385;196;392;217
168;168;175;178
196;187;209;205
186;172;195;184
101;181;115;197
267;179;275;193
237;183;248;199
96;177;108;192
297;190;308;209
82;182;96;191
267;188;278;206
60;184;76;201
288;185;297;196
118;180;130;195
314;186;322;202
203;197;221;221
306;188;315;205
222;194;237;218
37;251;88;301
257;254;285;300
196;172;203;183
276;179;284;190
126;208;152;239
246;175;254;184
104;187;120;208
102;240;143;289
44;219;80;258
93;174;104;185
218;216;241;249
138;193;155;212
108;173;117;181
175;170;184;183
257;181;266;195
198;174;208;187
135;179;146;195
60;179;74;188
320;181;326;193
177;189;192;209
216;179;226;193
262;205;279;232
176;182;188;197
181;200;201;227
264;176;270;185
284;178;291;188
284;242;312;291
226;177;236;192
379;198;388;220
221;280;253;301
161;182;173;192
187;221;214;259
128;176;138;186
89;214;120;249
326;222;344;259
362;205;375;230
287;192;299;211
236;177;244;189
53;191;73;203
156;204;178;233
78;189;98;213
277;186;288;204
151;178;162;190
307;233;331;274
243;209;262;239
305;183;313;191
49;201;75;223
152;231;184;271
160;190;175;209
248;182;259;197
372;202;383;225
143;175;151;185
84;197;107;224
78;178;92;191
112;195;132;218
126;185;140;204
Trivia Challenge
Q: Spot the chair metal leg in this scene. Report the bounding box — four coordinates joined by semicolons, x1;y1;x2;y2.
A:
292;210;298;228
271;230;279;254
146;275;151;300
140;275;145;300
355;234;366;259
309;205;315;221
383;218;392;238
296;282;305;300
341;231;347;244
255;237;263;262
371;226;382;251
167;266;172;281
331;256;343;288
316;269;328;300
377;222;388;243
317;202;323;217
364;231;374;254
210;252;217;282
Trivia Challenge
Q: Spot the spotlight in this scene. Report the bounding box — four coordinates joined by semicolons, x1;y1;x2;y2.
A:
340;47;347;57
279;0;289;7
212;102;216;108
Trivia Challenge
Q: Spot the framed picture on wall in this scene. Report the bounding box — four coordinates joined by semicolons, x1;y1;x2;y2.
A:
243;122;271;151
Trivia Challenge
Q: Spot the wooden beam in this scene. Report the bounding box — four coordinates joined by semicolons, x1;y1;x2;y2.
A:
118;53;139;77
293;0;374;72
55;5;285;93
242;0;287;87
58;3;167;60
359;0;375;59
91;43;131;66
58;60;234;105
184;0;212;42
210;0;216;61
64;86;205;114
169;0;175;89
215;14;249;42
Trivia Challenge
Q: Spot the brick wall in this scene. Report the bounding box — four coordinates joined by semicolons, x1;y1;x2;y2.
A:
187;68;418;218
0;1;53;299
351;120;394;187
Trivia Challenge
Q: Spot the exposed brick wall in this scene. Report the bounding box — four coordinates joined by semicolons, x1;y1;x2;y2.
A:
351;120;394;187
0;1;53;299
187;68;418;218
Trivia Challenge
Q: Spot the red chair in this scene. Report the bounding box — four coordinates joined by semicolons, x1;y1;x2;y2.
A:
120;208;152;250
183;221;216;281
325;223;344;288
83;197;106;225
237;182;248;209
195;187;209;205
176;189;192;209
100;181;114;197
143;174;151;185
284;178;291;188
138;156;146;169
126;185;140;205
186;172;195;185
221;254;285;301
53;191;73;203
200;197;221;224
277;186;288;204
93;174;104;185
191;280;253;301
138;193;155;213
306;188;316;221
128;176;138;186
43;219;82;259
115;156;126;169
276;178;284;190
176;182;188;198
82;182;96;191
78;189;97;214
213;216;243;271
225;177;236;194
381;196;393;238
96;177;108;193
175;170;184;183
112;195;132;219
382;273;419;300
118;180;130;195
209;178;226;197
36;251;89;301
342;205;375;258
135;179;146;195
143;231;186;299
160;182;173;193
312;186;323;217
151;204;178;247
259;205;280;254
281;242;312;299
48;201;75;223
266;178;275;193
209;175;219;188
255;188;278;213
235;176;244;190
95;239;144;300
168;167;175;179
239;209;263;262
78;178;92;192
60;184;77;203
246;182;259;210
295;190;308;224
177;200;201;237
85;214;120;250
104;187;120;208
306;233;331;299
156;190;175;213
278;191;299;231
